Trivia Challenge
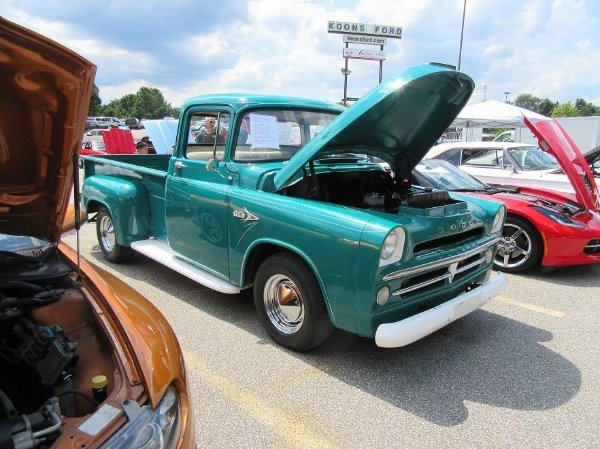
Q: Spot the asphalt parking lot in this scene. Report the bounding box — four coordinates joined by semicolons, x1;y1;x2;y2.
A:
63;224;600;448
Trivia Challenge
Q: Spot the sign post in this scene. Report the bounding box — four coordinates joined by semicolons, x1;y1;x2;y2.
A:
328;21;402;105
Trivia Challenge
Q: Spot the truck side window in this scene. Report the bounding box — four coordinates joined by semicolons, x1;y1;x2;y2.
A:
186;112;229;160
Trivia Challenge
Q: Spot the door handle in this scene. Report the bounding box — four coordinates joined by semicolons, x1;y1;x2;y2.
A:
174;161;186;169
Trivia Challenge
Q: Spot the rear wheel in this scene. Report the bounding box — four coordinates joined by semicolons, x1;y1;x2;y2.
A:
254;253;333;351
96;206;134;263
495;216;541;273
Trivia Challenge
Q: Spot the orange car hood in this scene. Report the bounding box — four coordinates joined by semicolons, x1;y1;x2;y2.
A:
0;18;96;240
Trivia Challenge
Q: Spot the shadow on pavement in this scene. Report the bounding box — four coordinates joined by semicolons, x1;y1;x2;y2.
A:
79;240;581;427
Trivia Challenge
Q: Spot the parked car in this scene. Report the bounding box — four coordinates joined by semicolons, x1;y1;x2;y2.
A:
125;117;143;129
85;117;103;130
0;17;195;448
586;144;600;177
91;116;126;128
85;128;107;136
424;141;575;192
80;139;107;155
413;159;600;272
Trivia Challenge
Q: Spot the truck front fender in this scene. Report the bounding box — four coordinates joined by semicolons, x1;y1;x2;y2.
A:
82;175;151;245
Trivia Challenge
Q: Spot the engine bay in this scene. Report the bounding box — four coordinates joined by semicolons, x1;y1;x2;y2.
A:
281;167;460;212
0;246;117;449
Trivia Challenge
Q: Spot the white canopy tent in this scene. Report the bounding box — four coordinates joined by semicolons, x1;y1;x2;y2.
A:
452;99;549;128
450;100;549;143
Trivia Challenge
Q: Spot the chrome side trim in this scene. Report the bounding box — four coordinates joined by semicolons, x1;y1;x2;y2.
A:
383;238;500;281
131;239;241;294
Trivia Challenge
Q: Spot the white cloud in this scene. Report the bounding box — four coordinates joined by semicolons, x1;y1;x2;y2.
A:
2;0;599;107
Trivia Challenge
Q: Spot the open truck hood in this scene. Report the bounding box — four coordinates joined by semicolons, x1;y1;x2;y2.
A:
0;18;96;240
524;117;600;211
274;63;474;190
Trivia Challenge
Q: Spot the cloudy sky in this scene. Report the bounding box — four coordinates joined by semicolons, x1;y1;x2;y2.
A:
2;0;599;108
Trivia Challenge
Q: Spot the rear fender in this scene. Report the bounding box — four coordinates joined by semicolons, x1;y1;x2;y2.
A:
82;175;150;245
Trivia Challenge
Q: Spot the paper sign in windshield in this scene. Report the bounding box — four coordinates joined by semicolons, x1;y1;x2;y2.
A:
250;114;280;149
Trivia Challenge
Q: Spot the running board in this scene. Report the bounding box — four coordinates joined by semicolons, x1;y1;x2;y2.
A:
130;239;241;294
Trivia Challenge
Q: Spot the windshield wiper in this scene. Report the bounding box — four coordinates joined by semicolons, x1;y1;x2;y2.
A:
451;188;489;193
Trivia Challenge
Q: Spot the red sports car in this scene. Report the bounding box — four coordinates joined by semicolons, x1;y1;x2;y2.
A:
416;115;600;273
414;159;600;272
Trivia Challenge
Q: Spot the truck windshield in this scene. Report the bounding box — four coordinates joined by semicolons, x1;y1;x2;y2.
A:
233;109;340;162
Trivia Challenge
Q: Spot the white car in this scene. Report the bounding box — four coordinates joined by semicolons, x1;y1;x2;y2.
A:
425;141;576;193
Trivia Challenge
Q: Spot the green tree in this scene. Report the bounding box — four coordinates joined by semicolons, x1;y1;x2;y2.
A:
100;99;126;118
93;85;179;119
88;84;102;116
537;98;557;116
551;101;580;117
514;93;541;112
134;86;174;119
513;93;557;116
574;98;600;116
118;93;137;117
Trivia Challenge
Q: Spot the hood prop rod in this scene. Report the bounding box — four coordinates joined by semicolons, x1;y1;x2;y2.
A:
72;155;82;283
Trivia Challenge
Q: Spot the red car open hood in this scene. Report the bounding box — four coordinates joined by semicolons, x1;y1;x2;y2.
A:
102;128;136;154
0;18;96;240
524;117;600;211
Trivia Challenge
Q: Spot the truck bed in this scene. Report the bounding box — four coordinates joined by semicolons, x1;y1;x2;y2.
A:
82;153;171;175
82;154;171;239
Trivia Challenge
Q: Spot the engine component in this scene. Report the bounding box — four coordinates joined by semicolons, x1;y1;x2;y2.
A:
15;320;78;387
2;396;62;449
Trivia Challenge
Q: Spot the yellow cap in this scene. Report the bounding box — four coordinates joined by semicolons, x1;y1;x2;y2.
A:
92;375;108;389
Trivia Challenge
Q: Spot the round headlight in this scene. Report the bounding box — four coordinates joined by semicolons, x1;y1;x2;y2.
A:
379;227;406;267
491;206;506;234
381;231;398;260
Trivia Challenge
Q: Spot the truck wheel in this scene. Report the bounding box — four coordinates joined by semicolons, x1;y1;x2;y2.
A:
495;216;541;273
96;206;134;263
254;253;333;351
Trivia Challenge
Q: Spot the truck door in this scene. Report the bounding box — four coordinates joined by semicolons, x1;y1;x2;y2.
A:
165;111;232;278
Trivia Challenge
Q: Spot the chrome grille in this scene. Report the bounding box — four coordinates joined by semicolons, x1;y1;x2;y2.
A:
385;239;498;299
413;227;484;254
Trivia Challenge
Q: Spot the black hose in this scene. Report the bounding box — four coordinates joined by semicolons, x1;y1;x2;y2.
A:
56;389;98;410
0;390;17;420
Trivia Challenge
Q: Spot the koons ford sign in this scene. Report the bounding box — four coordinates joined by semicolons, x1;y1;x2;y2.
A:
328;21;402;38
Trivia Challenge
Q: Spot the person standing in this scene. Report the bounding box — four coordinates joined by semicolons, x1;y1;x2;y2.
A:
195;117;226;144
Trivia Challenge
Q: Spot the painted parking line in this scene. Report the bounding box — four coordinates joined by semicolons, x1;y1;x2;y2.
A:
184;351;339;449
494;295;566;318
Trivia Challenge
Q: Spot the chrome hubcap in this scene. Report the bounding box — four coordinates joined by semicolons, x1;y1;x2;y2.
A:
263;274;304;334
495;223;532;269
99;214;116;252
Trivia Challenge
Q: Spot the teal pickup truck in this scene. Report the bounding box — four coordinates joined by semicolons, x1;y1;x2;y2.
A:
82;63;507;351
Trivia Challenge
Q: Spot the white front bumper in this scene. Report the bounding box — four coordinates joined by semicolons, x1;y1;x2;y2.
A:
374;272;507;348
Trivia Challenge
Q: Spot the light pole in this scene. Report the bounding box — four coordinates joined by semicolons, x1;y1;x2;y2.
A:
504;91;510;102
341;67;351;106
457;0;467;70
